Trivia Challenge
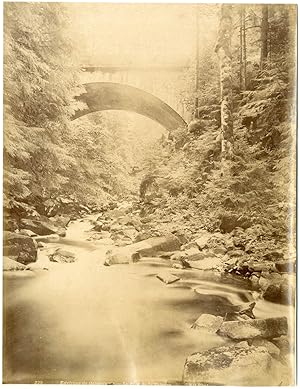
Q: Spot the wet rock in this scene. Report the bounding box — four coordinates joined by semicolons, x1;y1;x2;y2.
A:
49;248;77;263
156;272;180;284
262;283;294;305
105;248;141;265
218;317;288;340
191;314;223;333
3;257;27;271
183;341;289;385
3;231;38;265
260;272;295;305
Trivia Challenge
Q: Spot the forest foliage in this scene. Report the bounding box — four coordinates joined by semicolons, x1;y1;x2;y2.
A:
141;4;296;256
4;3;296;258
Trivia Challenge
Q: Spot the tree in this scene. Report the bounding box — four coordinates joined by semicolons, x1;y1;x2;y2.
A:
260;5;269;68
4;3;82;212
215;4;233;176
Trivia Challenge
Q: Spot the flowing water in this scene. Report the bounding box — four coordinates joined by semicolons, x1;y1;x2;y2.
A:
3;216;292;384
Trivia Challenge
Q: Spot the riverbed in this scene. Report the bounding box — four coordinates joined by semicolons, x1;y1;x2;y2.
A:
3;216;293;384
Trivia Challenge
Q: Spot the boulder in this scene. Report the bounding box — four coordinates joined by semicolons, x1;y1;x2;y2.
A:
218;317;288;340
262;283;294;305
49;248;77;263
275;260;296;273
185;251;208;261
20;218;59;236
191;314;223;333
195;231;211;250
105;248;141;265
49;215;71;228
250;338;280;357
189;256;222;270
182;241;200;251
3;257;27;271
183;341;290;386
224;302;256;321
170;251;187;261
92;221;103;232
260;272;295;305
156;272;180;284
19;229;37;237
219;214;251;233
127;234;181;257
3;231;37;265
185;247;200;257
271;335;293;356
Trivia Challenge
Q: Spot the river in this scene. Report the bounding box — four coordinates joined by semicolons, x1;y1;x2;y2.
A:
3;216;292;384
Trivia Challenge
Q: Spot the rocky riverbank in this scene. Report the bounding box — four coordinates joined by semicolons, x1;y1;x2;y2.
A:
3;200;295;385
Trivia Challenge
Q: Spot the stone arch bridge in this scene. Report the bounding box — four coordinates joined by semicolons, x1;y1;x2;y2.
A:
72;64;192;131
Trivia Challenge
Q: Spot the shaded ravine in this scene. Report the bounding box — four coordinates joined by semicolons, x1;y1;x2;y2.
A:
3;216;292;384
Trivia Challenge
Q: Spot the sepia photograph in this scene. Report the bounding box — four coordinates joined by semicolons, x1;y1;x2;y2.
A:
3;2;297;385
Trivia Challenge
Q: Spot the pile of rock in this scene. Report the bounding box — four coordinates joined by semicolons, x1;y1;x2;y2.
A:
184;313;293;385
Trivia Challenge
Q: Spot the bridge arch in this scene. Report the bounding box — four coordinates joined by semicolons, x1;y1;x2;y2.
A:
72;82;187;131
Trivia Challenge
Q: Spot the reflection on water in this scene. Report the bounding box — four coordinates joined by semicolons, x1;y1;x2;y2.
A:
3;218;293;384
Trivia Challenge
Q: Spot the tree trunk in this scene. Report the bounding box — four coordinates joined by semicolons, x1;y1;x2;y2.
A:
242;8;247;89
239;9;243;91
239;6;247;91
260;5;269;68
215;4;233;176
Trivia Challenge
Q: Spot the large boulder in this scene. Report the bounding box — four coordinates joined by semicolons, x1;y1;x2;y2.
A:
105;234;181;265
275;260;296;273
19;218;65;236
218;317;288;340
183;341;291;386
260;272;295;305
105;248;141;265
3;257;27;271
3;232;37;265
191;314;223;333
